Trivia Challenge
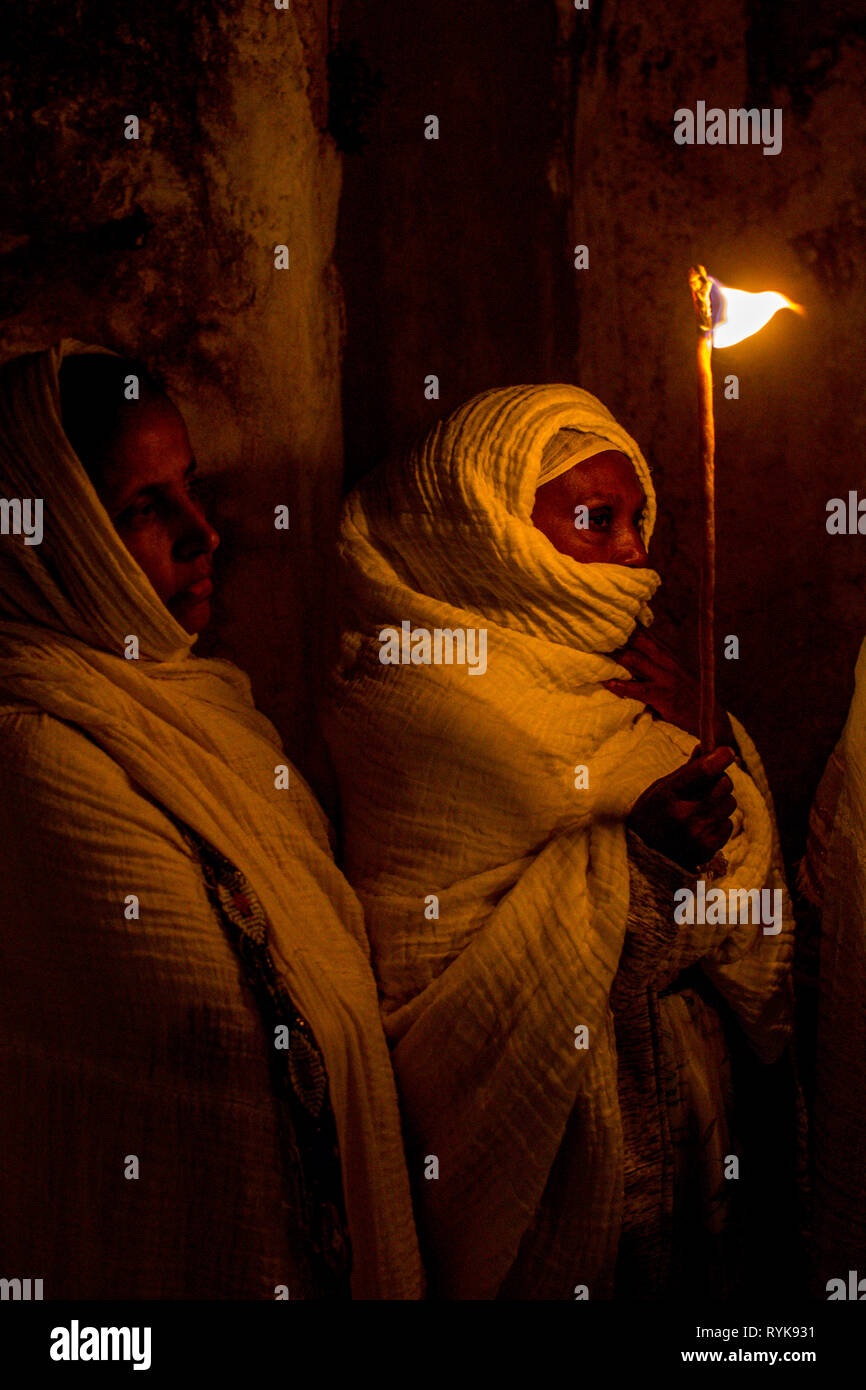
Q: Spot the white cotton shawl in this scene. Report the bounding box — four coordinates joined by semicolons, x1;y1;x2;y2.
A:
536;428;614;486
325;383;793;1299
0;341;423;1300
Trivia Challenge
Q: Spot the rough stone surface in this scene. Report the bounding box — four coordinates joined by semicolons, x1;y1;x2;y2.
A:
0;0;344;794
336;0;866;860
4;2;863;857
558;0;866;856
336;0;574;487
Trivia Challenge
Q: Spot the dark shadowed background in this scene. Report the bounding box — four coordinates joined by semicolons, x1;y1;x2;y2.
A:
2;0;864;862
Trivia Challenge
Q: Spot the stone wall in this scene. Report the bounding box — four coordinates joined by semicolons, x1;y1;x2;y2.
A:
0;0;344;793
335;0;575;487
337;0;866;858
5;1;864;852
558;0;866;856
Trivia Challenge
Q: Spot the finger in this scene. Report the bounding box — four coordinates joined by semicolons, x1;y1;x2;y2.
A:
614;628;671;663
697;810;735;842
639;625;677;656
603;679;639;698
604;680;667;710
673;747;736;793
691;810;735;845
634;629;688;681
629;626;680;672
690;823;733;863
711;817;734;850
615;647;666;681
705;775;735;804
675;801;736;842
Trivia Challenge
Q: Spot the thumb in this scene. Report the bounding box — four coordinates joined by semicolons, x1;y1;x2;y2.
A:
675;746;735;794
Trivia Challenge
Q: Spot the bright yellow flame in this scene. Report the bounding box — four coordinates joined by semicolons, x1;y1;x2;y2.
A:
711;279;804;349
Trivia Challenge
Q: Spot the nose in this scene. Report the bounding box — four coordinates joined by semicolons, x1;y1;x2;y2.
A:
613;524;648;568
174;493;220;558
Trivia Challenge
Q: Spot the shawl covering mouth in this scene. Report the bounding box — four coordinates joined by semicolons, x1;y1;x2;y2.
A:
326;383;793;1299
0;342;423;1300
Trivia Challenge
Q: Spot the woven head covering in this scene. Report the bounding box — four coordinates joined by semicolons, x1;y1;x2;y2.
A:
342;382;658;653
537;428;621;487
0;340;193;662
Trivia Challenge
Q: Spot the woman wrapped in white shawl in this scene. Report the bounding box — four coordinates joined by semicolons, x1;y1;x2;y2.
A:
0;342;422;1300
325;383;795;1300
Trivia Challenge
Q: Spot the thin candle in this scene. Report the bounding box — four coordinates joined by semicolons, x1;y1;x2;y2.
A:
688;266;716;754
688;264;803;755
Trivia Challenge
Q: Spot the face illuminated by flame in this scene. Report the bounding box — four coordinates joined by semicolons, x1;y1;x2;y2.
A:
96;396;221;635
531;451;648;568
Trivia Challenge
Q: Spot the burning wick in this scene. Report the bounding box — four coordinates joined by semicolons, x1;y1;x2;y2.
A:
688;265;803;754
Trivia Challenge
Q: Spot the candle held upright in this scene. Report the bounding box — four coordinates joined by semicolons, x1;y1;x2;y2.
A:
689;264;717;755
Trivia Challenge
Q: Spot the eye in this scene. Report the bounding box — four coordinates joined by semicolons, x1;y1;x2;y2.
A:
117;498;159;528
588;507;612;530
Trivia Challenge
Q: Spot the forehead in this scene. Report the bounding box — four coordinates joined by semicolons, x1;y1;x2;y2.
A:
557;450;644;501
104;398;190;464
96;398;192;501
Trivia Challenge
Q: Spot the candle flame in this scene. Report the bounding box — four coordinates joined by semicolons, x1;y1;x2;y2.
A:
710;278;804;349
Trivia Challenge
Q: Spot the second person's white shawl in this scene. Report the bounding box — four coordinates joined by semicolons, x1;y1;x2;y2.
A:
326;383;793;1299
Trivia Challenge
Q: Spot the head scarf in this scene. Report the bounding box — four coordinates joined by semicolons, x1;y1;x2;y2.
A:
346;381;658;654
0;341;192;661
536;427;620;487
0;340;423;1298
